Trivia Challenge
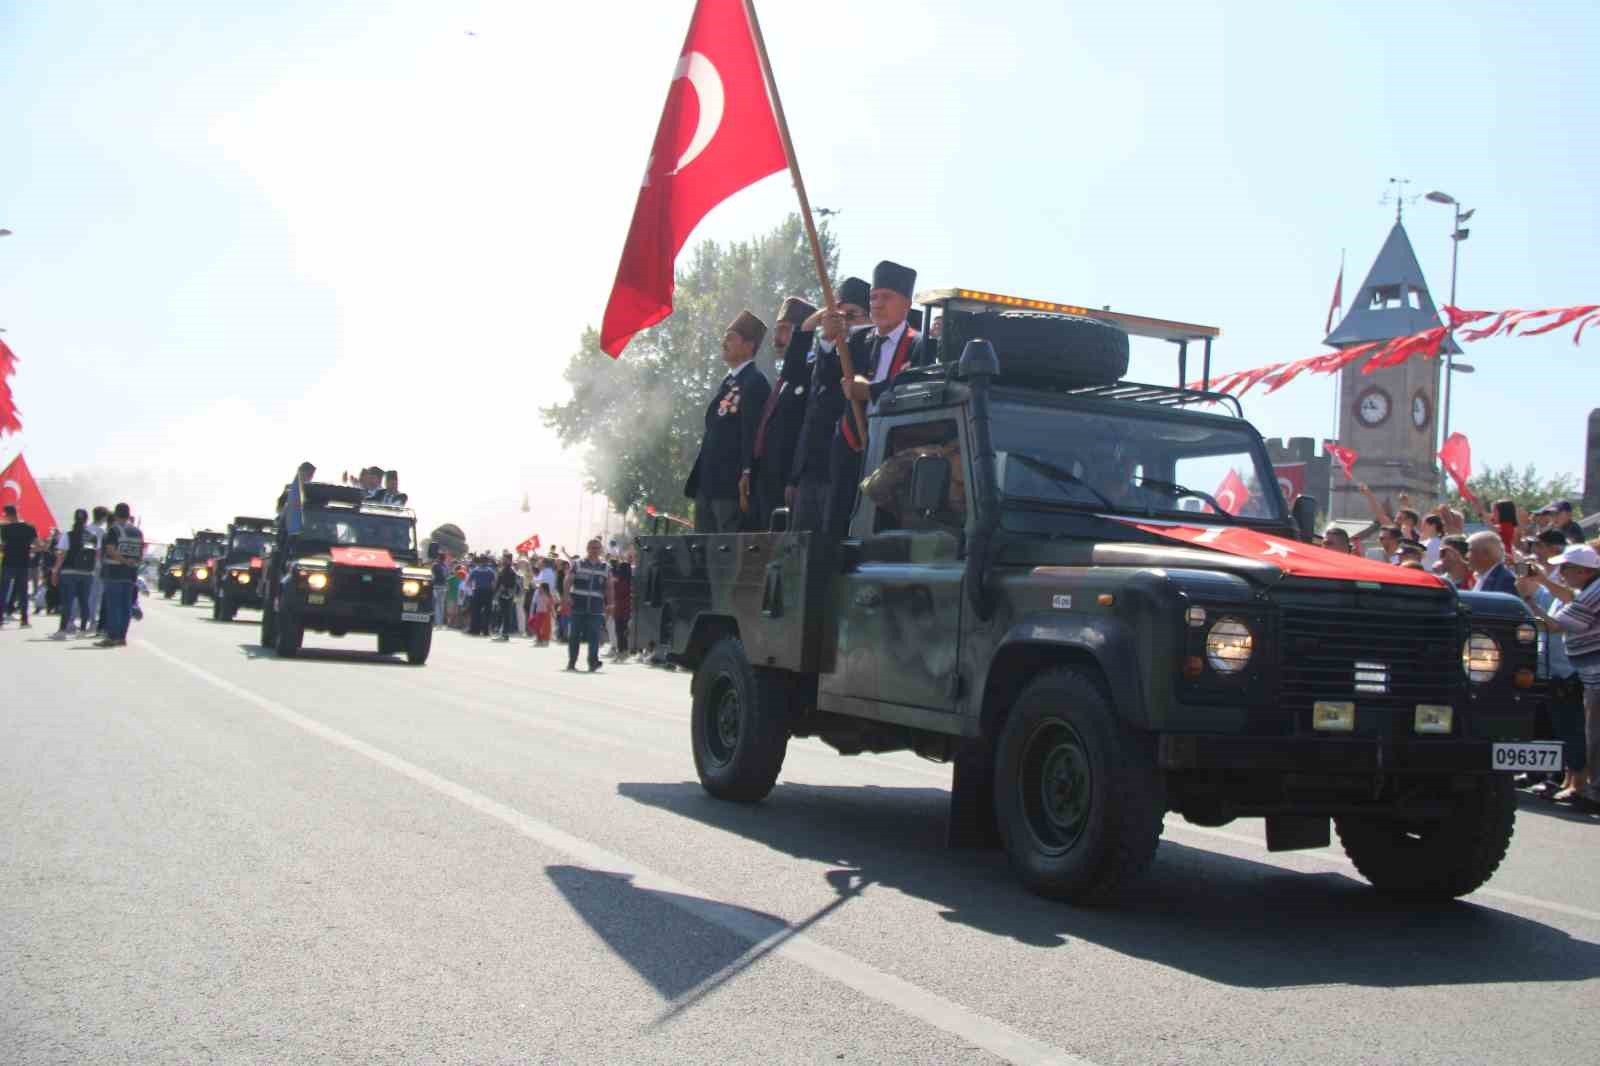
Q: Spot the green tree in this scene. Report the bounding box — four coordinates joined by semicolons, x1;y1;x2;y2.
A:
1446;463;1581;518
542;214;838;520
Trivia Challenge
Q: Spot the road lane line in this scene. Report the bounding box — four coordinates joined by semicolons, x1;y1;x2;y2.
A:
1164;818;1600;926
135;638;1097;1066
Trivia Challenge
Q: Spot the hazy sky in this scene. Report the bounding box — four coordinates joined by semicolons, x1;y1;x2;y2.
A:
3;0;1596;543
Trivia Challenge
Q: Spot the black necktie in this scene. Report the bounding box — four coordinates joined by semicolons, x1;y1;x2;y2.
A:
869;334;888;377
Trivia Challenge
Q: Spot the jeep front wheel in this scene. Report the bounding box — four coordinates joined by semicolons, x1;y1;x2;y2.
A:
1335;776;1516;901
405;624;432;665
993;669;1165;904
274;609;303;658
691;637;789;803
181;586;197;606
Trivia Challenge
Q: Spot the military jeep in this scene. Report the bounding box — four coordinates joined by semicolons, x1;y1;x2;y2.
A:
159;537;192;598
634;288;1550;905
260;483;434;664
210;517;274;622
180;530;227;606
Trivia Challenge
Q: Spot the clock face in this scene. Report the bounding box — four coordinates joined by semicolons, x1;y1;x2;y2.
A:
1356;386;1391;427
1412;390;1432;430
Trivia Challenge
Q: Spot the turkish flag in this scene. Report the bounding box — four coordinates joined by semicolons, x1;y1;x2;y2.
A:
1210;468;1250;515
1323;441;1359;481
1438;432;1477;502
1272;462;1306;503
0;337;21;437
516;533;542;554
600;0;787;357
1119;520;1445;589
0;453;57;532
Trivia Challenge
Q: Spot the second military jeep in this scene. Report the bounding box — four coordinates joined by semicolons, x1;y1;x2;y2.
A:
210;517;274;621
180;530;227;606
260;483;434;664
634;288;1550;906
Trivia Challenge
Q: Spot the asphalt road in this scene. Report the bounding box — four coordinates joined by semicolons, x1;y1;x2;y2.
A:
4;597;1598;1065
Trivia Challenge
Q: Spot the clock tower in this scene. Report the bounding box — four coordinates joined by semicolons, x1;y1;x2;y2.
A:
1326;220;1460;520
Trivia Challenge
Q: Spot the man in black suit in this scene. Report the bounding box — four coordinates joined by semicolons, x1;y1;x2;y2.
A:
685;310;771;533
743;296;816;530
787;276;870;532
819;260;930;537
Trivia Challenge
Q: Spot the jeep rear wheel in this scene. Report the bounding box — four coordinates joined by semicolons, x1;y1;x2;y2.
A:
993;669;1165;904
1335;776;1516;901
691;637;790;803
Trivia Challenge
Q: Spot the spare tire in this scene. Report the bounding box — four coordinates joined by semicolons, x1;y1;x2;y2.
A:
939;310;1128;388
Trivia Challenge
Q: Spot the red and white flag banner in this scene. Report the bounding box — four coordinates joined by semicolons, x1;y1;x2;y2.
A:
1193;302;1600;399
1118;520;1446;589
0;337;21;438
0;453;58;531
1438;432;1477;503
1323;441;1359;481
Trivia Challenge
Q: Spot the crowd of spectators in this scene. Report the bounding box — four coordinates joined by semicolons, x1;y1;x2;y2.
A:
0;502;145;646
432;538;636;669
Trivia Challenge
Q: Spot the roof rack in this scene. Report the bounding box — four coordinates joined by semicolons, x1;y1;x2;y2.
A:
1062;380;1243;417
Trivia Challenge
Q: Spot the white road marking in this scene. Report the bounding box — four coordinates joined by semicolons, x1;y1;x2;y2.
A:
135;638;1097;1066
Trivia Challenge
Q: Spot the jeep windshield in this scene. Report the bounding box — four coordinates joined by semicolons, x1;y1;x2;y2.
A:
990;401;1286;523
300;511;417;553
226;532;272;558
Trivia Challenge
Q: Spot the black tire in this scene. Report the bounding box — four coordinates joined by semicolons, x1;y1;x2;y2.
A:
163;589;175;600
221;599;237;622
274;609;303;658
211;594;225;621
1335;777;1516;901
260;593;277;647
405;624;432;665
691;637;790;803
377;631;399;656
939;311;1128;388
993;668;1165;904
181;586;197;606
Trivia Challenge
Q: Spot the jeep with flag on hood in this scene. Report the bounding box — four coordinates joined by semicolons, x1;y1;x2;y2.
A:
210;516;274;621
180;530;227;606
260;481;434;664
632;287;1549;906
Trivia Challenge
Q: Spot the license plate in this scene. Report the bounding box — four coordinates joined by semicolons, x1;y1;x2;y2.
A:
401;612;431;623
1491;742;1563;772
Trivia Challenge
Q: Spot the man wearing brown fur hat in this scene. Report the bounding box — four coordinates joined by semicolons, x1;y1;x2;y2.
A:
742;296;817;528
685;310;772;533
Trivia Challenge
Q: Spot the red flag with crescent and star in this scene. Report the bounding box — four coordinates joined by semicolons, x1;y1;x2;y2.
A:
600;0;787;357
1209;468;1250;515
516;534;542;554
1119;520;1445;589
0;337;21;438
1438;432;1477;503
1324;441;1359;481
0;453;57;532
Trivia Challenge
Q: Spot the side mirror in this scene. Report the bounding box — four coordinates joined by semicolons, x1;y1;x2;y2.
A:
910;455;952;514
1291;494;1318;543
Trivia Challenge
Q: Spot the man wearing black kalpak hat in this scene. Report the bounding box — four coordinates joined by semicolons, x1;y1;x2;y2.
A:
685;310;772;533
742;296;817;530
788;276;870;532
817;260;931;538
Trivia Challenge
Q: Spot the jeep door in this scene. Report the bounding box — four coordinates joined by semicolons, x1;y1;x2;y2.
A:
821;416;967;721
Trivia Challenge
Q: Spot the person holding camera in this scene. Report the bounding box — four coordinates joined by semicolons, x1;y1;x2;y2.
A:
1518;543;1600;809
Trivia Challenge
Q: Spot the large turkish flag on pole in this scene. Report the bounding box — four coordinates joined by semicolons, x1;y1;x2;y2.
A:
0;453;57;532
599;0;787;357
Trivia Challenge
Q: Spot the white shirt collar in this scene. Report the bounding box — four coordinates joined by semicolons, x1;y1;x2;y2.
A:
869;319;909;383
724;358;754;381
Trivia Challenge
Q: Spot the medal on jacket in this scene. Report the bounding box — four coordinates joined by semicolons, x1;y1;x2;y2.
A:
719;385;741;416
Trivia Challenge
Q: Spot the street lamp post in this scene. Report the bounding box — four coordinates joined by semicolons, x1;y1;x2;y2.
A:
1425;191;1472;499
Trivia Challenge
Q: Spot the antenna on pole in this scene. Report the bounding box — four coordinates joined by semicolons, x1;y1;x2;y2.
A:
1381;177;1415;222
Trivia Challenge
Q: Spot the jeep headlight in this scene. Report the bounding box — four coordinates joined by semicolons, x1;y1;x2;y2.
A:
1462;632;1500;684
193;566;210;580
306;571;329;591
169;567;182;576
401;579;423;598
233;571;251;585
1205;618;1253;674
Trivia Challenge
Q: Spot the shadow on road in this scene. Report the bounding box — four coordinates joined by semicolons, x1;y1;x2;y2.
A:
1515;792;1600;826
618;779;1600;989
235;642;410;666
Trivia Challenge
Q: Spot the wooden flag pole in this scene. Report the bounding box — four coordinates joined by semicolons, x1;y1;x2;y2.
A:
741;0;869;445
